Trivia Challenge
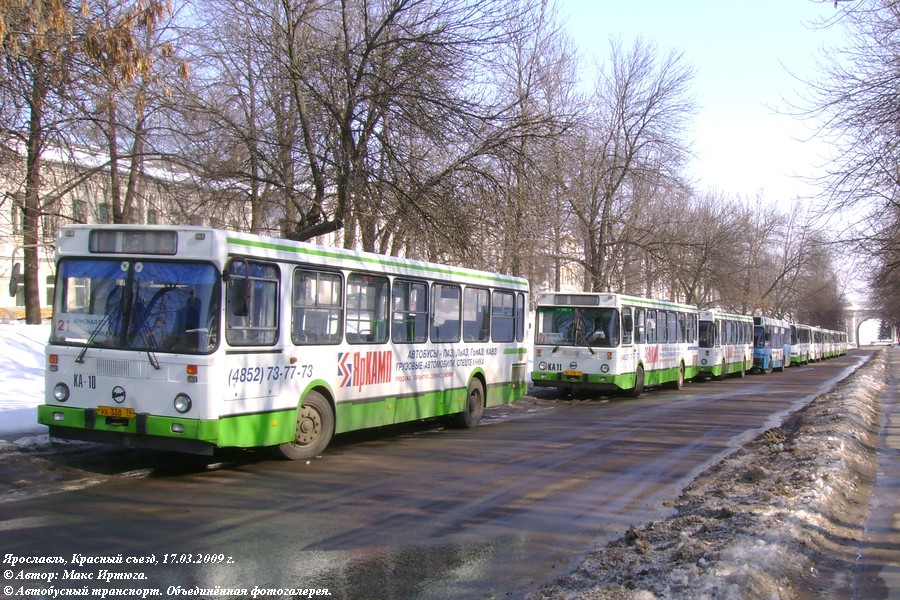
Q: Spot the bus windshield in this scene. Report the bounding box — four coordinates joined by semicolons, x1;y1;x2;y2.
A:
535;306;619;347
51;258;220;354
753;326;767;349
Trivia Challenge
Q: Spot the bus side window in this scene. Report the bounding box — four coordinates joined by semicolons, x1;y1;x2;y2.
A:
622;307;633;345
646;310;657;344
431;283;461;343
463;287;490;342
516;293;526;342
392;279;428;343
657;311;668;343
634;308;645;344
292;269;343;345
490;290;515;343
347;273;389;344
667;311;677;343
226;259;279;346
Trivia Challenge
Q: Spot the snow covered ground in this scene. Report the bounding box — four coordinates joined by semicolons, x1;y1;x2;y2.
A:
0;322;51;443
531;352;888;599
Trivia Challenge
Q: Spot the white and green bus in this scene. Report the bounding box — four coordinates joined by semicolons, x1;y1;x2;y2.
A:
697;309;753;379
39;225;530;459
816;327;849;359
790;323;814;365
531;292;699;397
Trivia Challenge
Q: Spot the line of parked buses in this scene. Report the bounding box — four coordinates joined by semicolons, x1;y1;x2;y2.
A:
35;225;852;459
530;291;850;397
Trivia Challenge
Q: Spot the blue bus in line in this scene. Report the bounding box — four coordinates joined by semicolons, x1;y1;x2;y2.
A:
753;315;791;374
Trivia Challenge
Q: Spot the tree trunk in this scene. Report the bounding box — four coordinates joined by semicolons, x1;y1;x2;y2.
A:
23;66;46;325
108;94;124;223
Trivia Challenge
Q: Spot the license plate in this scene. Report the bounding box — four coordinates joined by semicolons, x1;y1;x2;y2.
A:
97;405;135;419
563;370;582;378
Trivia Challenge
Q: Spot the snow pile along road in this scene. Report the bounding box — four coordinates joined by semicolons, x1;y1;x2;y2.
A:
533;352;886;600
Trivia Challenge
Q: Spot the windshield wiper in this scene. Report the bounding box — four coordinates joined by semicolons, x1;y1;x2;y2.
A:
75;311;113;364
133;318;161;370
575;328;596;355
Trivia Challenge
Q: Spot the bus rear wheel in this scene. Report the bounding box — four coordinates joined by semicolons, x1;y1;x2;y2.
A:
276;391;334;461
667;363;685;390
627;365;644;398
453;378;485;429
713;359;726;381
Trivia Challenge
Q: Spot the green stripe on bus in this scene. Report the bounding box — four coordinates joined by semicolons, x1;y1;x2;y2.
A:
532;364;700;391
39;379;527;450
226;237;528;288
504;347;528;355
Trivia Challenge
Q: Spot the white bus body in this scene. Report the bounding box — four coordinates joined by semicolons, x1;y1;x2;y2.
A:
790;323;813;365
531;292;699;396
697;310;753;379
40;225;529;459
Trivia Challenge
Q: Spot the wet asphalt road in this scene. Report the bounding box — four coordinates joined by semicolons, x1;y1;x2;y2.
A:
0;351;871;600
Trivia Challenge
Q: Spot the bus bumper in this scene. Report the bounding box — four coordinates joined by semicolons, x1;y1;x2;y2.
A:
531;371;624;392
38;405;217;456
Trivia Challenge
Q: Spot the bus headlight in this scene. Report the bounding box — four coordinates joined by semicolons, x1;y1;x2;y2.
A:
538;361;547;370
174;393;192;414
600;364;609;373
53;383;69;402
701;358;708;365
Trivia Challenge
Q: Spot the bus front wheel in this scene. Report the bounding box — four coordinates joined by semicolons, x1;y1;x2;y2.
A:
453;378;485;429
276;391;334;461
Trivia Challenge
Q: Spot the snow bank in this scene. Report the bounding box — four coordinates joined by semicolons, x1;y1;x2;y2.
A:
533;352;886;600
0;323;51;441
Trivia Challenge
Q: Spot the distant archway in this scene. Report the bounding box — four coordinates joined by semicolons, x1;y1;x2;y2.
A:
847;308;894;346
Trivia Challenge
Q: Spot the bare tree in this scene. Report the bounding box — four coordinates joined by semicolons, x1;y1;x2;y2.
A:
79;0;184;224
0;0;182;322
663;190;748;308
181;0;562;255
801;0;900;324
173;0;288;233
0;0;76;323
474;0;579;279
567;37;696;292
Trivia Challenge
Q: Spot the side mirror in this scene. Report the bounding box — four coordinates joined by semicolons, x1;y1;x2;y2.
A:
8;262;20;298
